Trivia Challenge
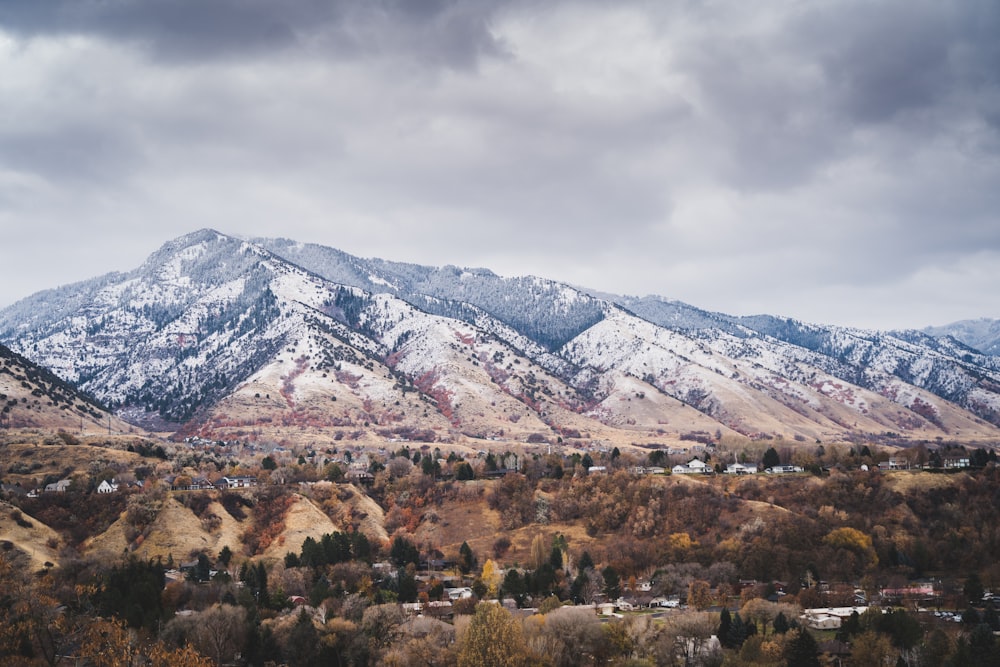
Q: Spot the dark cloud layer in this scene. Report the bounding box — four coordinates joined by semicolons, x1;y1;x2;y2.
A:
0;0;998;329
0;0;506;66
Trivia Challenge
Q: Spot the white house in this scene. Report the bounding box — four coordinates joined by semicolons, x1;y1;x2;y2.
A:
96;479;119;494
878;458;908;471
765;465;803;474
801;606;873;630
215;476;258;489
446;587;474;600
673;459;710;475
724;463;756;475
44;479;72;493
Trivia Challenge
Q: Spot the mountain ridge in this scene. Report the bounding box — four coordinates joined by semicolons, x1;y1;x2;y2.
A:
2;228;999;447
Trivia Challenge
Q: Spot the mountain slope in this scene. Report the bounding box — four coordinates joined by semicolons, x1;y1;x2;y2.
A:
2;229;999;446
0;342;128;431
924;318;1000;356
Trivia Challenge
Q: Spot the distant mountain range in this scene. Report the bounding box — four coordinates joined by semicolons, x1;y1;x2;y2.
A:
1;229;999;446
923;318;1000;357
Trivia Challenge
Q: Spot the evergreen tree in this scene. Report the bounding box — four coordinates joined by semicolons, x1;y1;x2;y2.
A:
351;531;372;563
459;541;477;575
503;570;527;608
284;610;320;666
570;571;589;604
193;553;211;582
763;447;780;469
784;628;821;667
727;612;747;649
837;610;862;641
390;536;420;568
965;573;985;605
718;608;732;648
602;566;621;600
397;568;418;603
774;611;790;634
549;546;563;571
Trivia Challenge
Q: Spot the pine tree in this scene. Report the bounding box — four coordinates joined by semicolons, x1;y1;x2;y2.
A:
602;566;621;600
459;541;476;575
774;611;790;634
718;608;733;647
726;612;747;649
784;628;821;667
763;447;780;469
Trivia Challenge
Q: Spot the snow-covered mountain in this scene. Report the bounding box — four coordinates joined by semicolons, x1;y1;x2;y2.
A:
2;229;999;446
923;318;1000;357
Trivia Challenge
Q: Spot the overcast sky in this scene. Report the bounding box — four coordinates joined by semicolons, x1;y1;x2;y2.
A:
1;0;998;330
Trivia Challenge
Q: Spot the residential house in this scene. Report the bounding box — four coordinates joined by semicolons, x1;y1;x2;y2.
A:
44;478;72;493
764;465;804;474
801;606;873;630
96;479;120;494
215;476;257;489
446;587;474;600
724;463;756;475
877;457;908;471
346;467;374;484
672;459;710;475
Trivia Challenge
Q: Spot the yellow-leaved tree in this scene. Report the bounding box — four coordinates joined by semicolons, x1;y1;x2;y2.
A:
458;602;527;667
823;527;878;576
481;559;502;599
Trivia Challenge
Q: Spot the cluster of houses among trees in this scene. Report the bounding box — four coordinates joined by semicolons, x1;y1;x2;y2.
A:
5;431;1000;665
23;474;259;497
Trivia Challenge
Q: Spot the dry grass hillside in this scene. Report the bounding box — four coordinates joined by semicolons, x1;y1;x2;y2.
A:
0;500;62;570
84;495;233;563
75;484;391;566
0;344;135;433
0;430;160;489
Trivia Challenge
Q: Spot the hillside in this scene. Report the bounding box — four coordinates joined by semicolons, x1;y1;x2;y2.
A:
924;317;1000;356
0;343;132;432
1;229;999;448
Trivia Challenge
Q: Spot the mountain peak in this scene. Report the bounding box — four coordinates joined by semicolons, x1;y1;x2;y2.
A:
2;231;1000;446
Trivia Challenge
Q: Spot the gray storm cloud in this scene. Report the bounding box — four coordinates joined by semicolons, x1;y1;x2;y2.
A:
0;0;997;329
